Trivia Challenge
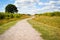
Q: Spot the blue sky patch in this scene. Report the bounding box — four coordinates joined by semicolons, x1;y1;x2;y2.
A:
0;0;60;14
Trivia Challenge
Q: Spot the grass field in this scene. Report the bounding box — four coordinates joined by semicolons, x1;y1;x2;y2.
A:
28;16;60;40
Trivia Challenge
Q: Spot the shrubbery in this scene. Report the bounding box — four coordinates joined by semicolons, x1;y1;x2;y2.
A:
0;12;21;20
0;12;5;19
35;11;60;16
0;12;30;25
44;12;60;16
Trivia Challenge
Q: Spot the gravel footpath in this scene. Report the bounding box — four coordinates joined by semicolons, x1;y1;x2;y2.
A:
0;18;43;40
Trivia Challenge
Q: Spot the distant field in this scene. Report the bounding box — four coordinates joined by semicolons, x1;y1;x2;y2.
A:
28;16;60;40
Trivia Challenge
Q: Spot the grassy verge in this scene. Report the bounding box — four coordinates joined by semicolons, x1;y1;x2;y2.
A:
0;17;30;35
28;16;60;40
34;16;60;28
0;20;18;34
0;18;18;26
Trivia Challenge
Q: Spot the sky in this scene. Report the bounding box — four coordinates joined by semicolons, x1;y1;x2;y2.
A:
0;0;60;14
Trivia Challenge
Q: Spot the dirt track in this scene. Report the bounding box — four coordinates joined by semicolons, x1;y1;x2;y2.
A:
0;18;43;40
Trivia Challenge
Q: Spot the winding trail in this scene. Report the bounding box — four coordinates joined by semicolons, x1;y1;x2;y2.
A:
0;18;43;40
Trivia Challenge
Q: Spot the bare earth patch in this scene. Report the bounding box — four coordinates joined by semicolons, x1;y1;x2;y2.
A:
0;18;43;40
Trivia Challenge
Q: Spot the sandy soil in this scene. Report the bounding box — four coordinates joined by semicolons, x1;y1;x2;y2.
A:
0;18;43;40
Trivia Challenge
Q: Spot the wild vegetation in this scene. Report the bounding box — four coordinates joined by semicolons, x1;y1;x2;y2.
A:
0;12;30;25
0;12;30;34
35;11;60;16
28;11;60;40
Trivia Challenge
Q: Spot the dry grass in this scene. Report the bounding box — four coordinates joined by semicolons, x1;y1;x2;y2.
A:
28;16;60;40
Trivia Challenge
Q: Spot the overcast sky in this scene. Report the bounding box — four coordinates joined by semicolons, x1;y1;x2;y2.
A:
0;0;60;14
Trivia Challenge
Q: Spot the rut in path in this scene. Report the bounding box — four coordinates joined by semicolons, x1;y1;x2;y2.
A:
0;18;43;40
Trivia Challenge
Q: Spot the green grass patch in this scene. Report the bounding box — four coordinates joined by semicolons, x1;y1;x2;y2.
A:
0;20;17;34
28;16;60;40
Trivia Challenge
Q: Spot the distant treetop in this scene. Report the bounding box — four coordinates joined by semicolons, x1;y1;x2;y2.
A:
5;4;18;13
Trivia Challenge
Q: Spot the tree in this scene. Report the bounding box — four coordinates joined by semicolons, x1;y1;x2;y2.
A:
5;4;18;13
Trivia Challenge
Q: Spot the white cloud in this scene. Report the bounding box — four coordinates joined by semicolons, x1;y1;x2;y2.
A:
38;0;60;12
38;1;57;6
14;0;37;14
14;0;60;14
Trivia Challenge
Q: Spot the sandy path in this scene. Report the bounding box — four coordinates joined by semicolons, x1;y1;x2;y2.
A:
0;18;43;40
